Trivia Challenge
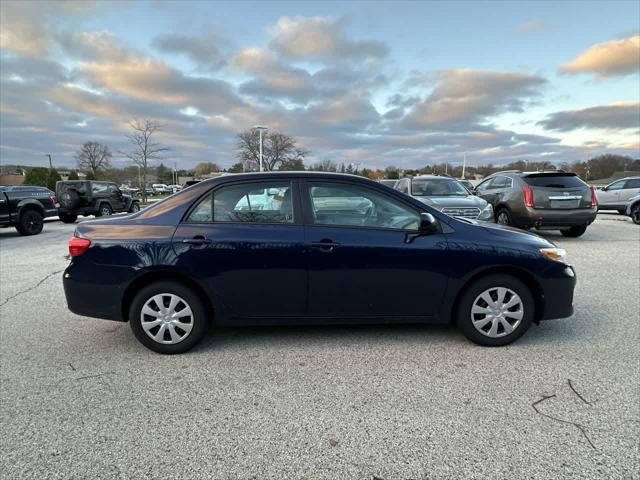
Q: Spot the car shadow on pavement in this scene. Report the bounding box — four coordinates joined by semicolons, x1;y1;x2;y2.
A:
195;323;457;352
189;318;586;353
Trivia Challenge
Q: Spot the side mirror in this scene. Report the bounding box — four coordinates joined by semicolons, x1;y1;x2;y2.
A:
419;212;439;234
406;213;439;243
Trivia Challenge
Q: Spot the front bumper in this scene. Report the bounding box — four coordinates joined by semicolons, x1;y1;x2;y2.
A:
539;264;576;320
516;207;597;229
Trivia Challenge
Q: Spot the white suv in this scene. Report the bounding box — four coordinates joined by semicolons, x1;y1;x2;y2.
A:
596;177;640;214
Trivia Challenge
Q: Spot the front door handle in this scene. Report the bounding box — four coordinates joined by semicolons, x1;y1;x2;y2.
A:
182;235;212;246
311;239;340;252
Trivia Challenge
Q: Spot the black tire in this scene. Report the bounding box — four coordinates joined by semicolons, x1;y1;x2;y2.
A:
561;225;588;237
16;209;44;236
456;274;534;347
129;281;209;354
96;203;112;217
59;189;80;209
59;212;78;223
631;204;640;225
128;202;140;213
495;207;512;226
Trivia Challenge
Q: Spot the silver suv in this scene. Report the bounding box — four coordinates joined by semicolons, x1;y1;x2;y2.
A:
596;177;640;214
474;171;597;237
395;175;494;221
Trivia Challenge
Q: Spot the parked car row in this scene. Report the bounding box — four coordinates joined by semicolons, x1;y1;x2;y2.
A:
0;181;141;235
2;175;638;236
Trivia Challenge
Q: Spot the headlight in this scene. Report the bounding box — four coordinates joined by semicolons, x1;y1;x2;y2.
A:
539;247;567;262
478;203;494;221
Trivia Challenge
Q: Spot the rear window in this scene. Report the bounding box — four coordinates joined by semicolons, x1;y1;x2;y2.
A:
522;174;586;188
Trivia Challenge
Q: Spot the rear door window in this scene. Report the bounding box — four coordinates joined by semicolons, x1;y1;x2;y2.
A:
523;174;586;188
216;181;294;224
186;181;295;224
91;182;109;194
491;176;511;189
624;179;640;189
475;178;495;192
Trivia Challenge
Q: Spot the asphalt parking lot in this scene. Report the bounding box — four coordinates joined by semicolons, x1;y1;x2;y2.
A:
1;214;638;479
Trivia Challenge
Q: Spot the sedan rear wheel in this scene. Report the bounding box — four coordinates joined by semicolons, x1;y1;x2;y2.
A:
129;281;209;354
456;274;534;346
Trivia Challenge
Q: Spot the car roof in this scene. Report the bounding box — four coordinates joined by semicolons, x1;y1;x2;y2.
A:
412;175;456;180
196;171;384;186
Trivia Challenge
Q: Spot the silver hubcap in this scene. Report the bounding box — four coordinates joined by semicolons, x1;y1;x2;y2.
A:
497;212;509;225
140;293;194;344
471;287;524;338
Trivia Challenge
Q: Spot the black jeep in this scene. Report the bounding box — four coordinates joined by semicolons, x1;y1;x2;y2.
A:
56;181;140;223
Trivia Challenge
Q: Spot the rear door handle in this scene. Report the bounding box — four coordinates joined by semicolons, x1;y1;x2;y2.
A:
182;236;212;246
311;239;340;252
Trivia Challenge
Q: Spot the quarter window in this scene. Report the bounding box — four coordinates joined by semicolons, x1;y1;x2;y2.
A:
307;182;419;230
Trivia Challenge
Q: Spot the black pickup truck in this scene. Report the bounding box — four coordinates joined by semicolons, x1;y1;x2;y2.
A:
0;185;58;235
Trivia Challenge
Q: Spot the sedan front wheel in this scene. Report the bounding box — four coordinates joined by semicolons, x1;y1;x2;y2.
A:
456;274;534;346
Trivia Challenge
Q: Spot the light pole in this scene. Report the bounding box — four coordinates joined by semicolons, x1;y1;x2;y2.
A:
254;125;268;172
462;152;466;179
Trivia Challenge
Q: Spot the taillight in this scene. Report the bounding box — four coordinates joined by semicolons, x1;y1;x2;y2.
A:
68;237;91;256
50;194;57;204
523;186;534;207
590;186;598;207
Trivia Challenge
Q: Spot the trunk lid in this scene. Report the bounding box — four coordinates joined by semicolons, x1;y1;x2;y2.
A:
523;173;591;209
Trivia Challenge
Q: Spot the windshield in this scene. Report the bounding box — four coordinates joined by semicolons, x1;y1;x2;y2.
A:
411;178;469;196
523;173;586;188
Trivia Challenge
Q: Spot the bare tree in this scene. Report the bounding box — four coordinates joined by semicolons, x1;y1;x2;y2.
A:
236;129;307;171
122;120;169;201
76;142;112;178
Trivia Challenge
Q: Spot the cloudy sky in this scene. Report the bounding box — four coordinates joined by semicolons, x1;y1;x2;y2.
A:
1;0;639;171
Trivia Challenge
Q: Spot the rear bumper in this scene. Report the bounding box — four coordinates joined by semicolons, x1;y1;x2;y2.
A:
63;262;128;321
515;207;597;228
539;265;576;320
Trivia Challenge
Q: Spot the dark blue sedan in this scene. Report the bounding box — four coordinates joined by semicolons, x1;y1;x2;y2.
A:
63;172;576;353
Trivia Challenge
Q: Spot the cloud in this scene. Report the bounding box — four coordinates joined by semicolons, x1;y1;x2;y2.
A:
560;35;640;77
518;20;545;33
538;102;640;131
231;48;316;102
401;69;546;129
151;33;226;70
268;16;388;62
0;1;97;56
57;31;131;62
79;59;242;113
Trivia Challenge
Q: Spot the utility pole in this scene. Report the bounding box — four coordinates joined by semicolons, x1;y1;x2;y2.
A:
254;125;268;172
45;154;53;169
462;152;466;179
